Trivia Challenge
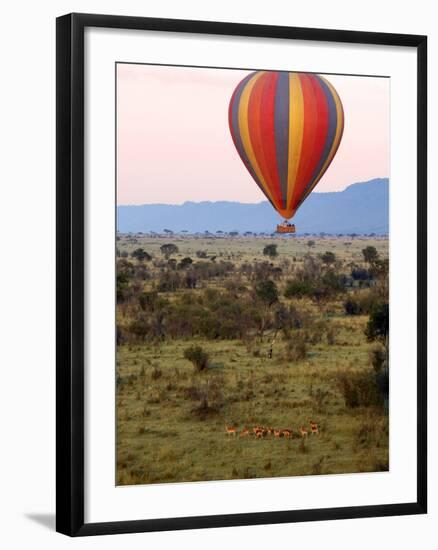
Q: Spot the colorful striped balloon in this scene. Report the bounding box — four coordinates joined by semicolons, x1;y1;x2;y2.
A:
228;71;344;220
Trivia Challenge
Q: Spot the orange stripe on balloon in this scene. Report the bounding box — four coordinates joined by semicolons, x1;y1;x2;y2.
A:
238;72;277;205
247;73;279;209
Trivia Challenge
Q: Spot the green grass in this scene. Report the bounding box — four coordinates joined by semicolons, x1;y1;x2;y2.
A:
116;235;389;485
117;337;388;484
117;233;389;266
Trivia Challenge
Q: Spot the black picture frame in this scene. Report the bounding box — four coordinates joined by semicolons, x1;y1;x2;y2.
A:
56;12;427;537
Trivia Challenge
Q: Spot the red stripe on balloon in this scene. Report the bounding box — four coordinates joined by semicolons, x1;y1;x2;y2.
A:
291;74;318;207
247;74;276;205
302;75;329;193
257;72;283;209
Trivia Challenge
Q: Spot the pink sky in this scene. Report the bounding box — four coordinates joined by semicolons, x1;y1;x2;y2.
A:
117;64;389;205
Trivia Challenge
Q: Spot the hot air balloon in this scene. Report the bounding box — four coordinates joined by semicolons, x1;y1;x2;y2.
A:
228;71;344;233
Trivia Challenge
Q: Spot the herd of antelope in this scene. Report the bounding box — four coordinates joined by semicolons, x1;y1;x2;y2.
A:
225;421;319;439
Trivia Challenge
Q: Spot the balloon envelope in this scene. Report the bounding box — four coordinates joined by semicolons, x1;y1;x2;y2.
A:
228;72;344;219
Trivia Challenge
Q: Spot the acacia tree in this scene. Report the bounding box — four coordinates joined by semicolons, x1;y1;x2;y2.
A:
321;251;336;266
131;248;152;262
254;280;279;339
362;245;379;264
263;244;278;258
160;243;179;259
255;280;279;306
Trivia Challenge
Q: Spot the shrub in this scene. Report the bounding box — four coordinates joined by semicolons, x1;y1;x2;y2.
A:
160;243;179;258
275;304;303;330
375;366;389;408
344;298;361;315
321;270;345;293
157;272;182;292
179;257;193;269
369;258;389;279
255;280;279;306
188;377;224;419
370;344;389;407
321;251;336;265
134;264;150;281
370;343;388;373
365;303;389;342
131;248;152;262
362;245;379;264
351;267;370;281
185;273;197;289
184;345;209;372
116;325;126;345
284;279;314;299
285;332;307;362
128;316;149;339
116;272;130;303
138;291;159;311
344;291;381;316
302;254;322;280
304;320;326;344
263;244;278;258
336;369;383;408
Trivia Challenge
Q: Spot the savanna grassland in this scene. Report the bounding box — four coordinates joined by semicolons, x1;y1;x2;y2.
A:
116;233;389;485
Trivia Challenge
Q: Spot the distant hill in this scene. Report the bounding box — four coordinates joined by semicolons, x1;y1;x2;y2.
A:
117;178;389;235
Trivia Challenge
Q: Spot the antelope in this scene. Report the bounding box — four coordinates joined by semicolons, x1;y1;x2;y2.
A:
273;429;282;438
225;424;237;436
282;429;293;439
310;421;319;435
255;429;264;439
253;425;263;435
240;426;250;437
299;426;308;438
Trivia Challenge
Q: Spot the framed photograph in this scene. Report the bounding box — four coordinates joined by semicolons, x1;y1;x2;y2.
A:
56;13;427;536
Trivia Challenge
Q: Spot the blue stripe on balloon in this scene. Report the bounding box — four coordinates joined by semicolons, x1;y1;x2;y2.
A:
273;72;290;209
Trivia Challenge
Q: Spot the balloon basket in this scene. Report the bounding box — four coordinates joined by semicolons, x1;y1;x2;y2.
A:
276;222;296;234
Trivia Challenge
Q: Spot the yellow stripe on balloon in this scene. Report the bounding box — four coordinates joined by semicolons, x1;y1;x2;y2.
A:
286;73;304;209
238;72;276;205
298;76;344;206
